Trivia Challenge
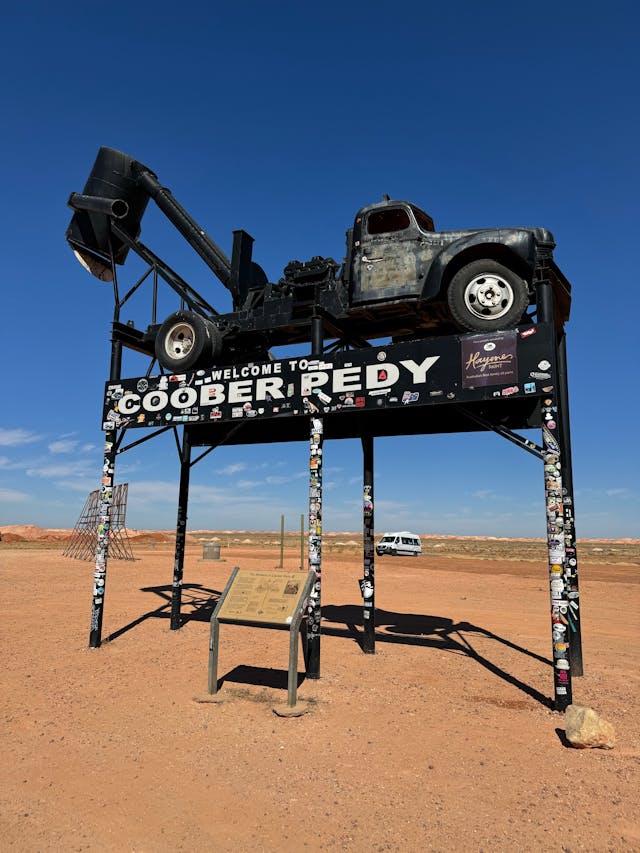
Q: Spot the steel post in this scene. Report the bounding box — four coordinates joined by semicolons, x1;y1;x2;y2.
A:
306;315;324;678
306;416;323;678
361;435;375;653
288;624;300;707
89;430;118;647
208;617;220;694
556;332;583;675
170;429;191;630
536;276;574;708
279;514;285;568
542;410;573;710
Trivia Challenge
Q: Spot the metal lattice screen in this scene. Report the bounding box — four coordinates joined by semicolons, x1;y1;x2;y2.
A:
63;483;134;561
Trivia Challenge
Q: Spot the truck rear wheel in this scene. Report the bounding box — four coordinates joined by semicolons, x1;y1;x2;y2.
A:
155;310;222;371
446;260;529;332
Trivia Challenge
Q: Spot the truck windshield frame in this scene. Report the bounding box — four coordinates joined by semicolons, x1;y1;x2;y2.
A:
367;208;411;235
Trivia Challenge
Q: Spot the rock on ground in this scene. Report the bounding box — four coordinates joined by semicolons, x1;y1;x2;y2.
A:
565;704;616;749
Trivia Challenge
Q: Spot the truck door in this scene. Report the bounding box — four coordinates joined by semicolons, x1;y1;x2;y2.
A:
352;205;421;303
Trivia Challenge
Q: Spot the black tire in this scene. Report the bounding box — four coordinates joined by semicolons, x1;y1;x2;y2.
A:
155;311;222;371
390;548;397;556
446;259;529;333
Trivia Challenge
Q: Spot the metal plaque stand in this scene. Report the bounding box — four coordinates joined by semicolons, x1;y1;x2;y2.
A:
208;568;316;707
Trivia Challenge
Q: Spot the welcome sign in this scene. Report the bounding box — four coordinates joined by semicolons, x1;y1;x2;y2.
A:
102;327;554;431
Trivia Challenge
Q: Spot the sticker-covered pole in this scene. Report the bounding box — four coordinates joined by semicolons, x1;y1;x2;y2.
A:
542;404;573;711
556;332;583;676
89;429;117;647
307;417;323;676
170;428;191;630
306;314;324;678
536;275;572;710
361;434;375;653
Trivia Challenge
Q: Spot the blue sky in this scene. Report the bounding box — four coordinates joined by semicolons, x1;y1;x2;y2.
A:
0;1;638;537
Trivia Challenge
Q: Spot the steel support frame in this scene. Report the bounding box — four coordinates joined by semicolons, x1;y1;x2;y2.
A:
90;254;583;712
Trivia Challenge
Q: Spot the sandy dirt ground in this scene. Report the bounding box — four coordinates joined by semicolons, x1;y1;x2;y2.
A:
1;539;638;852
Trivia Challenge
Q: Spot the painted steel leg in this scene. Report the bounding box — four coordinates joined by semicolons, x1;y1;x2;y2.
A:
536;276;573;709
89;429;118;647
170;429;191;630
307;415;323;678
288;625;300;707
361;435;375;653
208;617;220;694
556;333;583;676
541;386;573;711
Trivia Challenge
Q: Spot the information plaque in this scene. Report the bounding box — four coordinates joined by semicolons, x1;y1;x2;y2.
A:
216;569;308;626
209;568;316;707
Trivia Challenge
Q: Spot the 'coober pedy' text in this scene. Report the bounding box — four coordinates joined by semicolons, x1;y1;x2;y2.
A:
116;356;440;414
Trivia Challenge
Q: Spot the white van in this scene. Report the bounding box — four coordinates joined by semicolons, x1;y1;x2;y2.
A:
375;531;422;557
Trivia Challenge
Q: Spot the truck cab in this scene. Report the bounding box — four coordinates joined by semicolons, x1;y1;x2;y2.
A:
350;200;436;305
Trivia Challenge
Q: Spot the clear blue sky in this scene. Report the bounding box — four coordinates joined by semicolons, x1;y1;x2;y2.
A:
0;1;638;537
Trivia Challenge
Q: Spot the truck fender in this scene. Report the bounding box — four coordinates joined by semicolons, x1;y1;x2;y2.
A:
420;230;536;302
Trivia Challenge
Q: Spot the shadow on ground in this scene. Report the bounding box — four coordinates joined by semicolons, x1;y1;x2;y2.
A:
106;587;553;708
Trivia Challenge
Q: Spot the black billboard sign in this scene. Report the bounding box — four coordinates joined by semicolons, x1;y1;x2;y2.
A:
102;326;554;431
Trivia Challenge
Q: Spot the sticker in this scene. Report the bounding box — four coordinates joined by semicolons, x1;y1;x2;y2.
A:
542;426;560;455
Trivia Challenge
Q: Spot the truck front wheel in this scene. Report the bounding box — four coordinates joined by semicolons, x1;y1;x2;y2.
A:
446;260;529;333
155;310;222;371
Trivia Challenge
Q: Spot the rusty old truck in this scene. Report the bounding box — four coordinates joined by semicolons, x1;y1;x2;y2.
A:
67;147;571;371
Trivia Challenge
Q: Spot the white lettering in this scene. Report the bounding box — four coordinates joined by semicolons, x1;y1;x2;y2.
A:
256;377;285;399
144;391;169;412
400;356;440;384
228;380;253;403
170;387;198;409
200;384;225;405
301;371;329;395
119;393;141;414
333;366;362;392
